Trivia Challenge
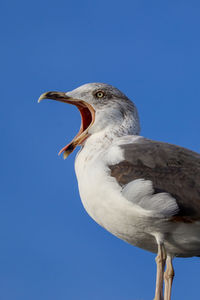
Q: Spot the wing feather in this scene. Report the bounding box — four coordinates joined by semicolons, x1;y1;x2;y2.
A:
109;138;200;218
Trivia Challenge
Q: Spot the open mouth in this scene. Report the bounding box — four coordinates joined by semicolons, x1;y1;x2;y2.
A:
38;91;95;158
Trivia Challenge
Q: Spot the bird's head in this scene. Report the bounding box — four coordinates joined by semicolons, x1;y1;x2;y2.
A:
38;83;140;159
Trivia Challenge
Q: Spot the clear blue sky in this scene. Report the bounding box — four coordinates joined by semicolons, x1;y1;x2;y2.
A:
1;1;200;299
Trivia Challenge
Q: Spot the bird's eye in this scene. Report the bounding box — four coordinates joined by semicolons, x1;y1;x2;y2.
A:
95;91;104;98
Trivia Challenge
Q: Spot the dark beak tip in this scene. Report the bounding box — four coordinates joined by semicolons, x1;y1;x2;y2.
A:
38;91;69;103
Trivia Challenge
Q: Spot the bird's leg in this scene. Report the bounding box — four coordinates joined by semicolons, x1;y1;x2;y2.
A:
154;243;166;300
164;255;174;300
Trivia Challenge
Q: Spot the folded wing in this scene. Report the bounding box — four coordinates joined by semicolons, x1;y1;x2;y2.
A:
109;138;200;220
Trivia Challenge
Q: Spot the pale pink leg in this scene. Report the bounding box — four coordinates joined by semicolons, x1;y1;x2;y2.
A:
164;255;174;300
154;243;166;300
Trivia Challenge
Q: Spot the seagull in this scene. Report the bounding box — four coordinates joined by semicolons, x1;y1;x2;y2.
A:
38;83;200;300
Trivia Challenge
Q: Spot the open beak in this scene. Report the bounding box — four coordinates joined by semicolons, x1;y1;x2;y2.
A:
38;91;95;159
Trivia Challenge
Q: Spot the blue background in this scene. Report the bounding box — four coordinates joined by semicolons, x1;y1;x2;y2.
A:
1;1;200;299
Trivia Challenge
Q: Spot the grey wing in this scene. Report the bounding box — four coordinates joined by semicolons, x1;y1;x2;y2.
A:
109;138;200;219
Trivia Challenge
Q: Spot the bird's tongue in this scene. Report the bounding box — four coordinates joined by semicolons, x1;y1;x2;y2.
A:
59;104;95;159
